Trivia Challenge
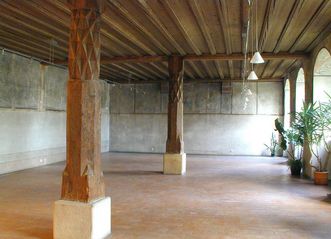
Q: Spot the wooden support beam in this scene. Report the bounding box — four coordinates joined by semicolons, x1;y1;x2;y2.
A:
183;52;308;61
163;55;186;175
111;77;283;84
61;0;105;203
166;55;185;154
54;52;308;65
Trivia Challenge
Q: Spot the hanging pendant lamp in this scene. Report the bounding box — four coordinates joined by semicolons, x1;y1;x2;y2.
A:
250;51;264;64
247;70;258;80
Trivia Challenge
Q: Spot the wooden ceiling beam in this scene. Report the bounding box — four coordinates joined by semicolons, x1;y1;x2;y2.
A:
135;0;186;55
273;0;302;53
0;1;68;42
240;0;250;79
217;0;234;78
162;0;201;55
103;15;156;55
189;0;223;79
306;21;331;52
184;52;308;61
107;0;170;55
187;62;204;78
289;0;329;53
271;61;285;78
112;77;283;84
258;0;275;51
54;52;308;65
189;0;216;54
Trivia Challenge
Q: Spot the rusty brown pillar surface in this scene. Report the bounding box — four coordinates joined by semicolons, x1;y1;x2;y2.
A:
163;55;186;175
166;55;184;154
61;0;105;203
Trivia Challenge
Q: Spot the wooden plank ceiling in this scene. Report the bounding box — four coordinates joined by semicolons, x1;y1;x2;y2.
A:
0;0;330;83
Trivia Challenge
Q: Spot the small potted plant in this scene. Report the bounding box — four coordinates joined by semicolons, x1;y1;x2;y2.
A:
275;119;303;176
264;133;278;157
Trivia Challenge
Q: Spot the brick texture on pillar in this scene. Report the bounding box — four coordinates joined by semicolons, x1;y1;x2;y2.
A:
164;56;186;175
61;0;105;203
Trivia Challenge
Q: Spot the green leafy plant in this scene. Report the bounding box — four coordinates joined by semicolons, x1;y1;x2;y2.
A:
275;94;331;175
292;102;326;172
264;132;278;156
275;119;303;176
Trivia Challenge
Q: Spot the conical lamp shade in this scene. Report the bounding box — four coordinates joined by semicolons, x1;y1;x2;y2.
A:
247;70;258;80
250;51;265;64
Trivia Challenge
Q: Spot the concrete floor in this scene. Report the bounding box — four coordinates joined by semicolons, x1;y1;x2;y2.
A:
0;153;331;239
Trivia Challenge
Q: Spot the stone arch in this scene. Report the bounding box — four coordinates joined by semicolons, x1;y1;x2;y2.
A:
313;48;331;103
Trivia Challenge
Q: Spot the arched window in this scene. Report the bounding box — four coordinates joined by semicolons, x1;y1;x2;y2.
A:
296;68;305;112
284;79;290;129
313;48;331;103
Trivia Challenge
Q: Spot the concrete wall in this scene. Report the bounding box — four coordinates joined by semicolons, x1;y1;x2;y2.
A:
109;81;284;155
0;51;110;174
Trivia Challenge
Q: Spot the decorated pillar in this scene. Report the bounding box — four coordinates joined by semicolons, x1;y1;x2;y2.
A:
53;1;111;238
163;55;186;175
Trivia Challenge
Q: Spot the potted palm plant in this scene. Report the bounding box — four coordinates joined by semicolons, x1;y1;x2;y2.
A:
292;102;330;185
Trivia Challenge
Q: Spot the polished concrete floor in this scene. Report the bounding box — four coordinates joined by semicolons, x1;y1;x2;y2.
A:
0;153;331;239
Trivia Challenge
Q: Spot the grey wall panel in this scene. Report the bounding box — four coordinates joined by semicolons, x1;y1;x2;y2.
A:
258;82;284;115
109;81;284;155
232;82;257;114
0;52;13;108
13;55;40;109
45;66;68;111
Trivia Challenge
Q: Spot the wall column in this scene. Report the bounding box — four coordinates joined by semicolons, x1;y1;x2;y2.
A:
53;0;111;238
288;70;298;125
163;55;186;175
287;70;298;161
302;57;314;178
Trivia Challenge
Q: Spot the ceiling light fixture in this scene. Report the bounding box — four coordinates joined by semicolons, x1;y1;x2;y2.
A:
247;70;258;80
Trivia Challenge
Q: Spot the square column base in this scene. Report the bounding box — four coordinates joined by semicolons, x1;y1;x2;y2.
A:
54;197;111;239
163;153;186;175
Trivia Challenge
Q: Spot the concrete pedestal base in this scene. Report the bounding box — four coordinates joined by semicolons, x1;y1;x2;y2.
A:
54;197;111;239
163;153;186;175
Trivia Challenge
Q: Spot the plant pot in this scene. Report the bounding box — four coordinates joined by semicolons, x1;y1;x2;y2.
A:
271;153;275;157
314;172;328;185
289;160;302;176
290;165;301;176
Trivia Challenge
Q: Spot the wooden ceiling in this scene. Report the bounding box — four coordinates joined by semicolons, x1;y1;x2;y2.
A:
0;0;330;83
